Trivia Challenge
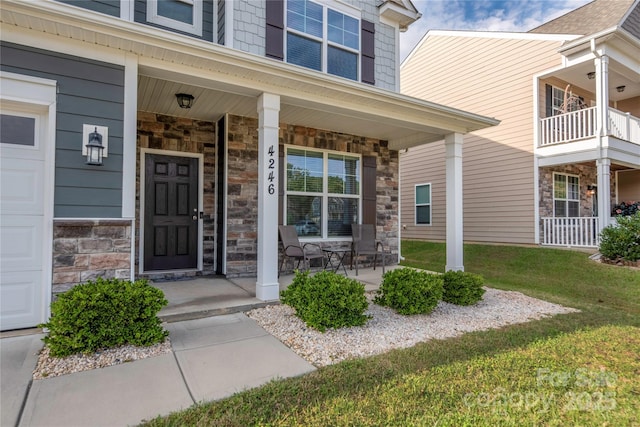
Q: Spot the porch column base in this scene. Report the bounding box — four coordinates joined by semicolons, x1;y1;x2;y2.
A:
256;282;280;301
596;158;611;234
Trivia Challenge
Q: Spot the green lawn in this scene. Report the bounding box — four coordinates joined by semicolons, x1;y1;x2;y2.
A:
143;242;640;426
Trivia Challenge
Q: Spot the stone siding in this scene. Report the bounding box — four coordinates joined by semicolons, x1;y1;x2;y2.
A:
52;220;132;294
539;164;617;218
224;114;399;277
136;112;217;278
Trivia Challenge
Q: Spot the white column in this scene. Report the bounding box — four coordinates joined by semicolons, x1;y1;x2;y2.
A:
595;55;610;136
445;133;464;272
122;53;138;281
596;158;611;234
256;93;280;300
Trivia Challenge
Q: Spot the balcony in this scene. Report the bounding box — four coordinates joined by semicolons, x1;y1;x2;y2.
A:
539;107;640;147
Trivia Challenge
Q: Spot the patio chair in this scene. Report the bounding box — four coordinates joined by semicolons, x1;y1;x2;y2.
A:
278;225;326;276
351;224;388;276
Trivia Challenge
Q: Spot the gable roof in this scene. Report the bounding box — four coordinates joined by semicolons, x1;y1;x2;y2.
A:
529;0;637;36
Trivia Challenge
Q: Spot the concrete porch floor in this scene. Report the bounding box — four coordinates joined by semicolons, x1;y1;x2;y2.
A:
154;266;396;323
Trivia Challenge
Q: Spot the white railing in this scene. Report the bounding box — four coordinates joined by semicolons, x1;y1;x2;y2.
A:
608;108;640;143
539;107;640;147
539;107;597;146
541;217;599;247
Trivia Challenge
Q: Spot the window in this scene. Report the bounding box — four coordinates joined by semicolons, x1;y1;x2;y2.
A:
553;173;579;217
286;147;360;238
286;0;360;81
549;85;586;116
147;0;202;36
415;184;431;225
0;114;36;147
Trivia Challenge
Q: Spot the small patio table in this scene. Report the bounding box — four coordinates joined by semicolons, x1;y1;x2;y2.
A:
322;247;351;276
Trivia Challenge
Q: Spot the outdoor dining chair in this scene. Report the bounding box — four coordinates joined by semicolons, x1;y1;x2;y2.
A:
278;225;326;276
351;224;388;276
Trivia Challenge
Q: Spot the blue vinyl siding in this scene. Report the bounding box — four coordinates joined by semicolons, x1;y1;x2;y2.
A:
134;0;214;42
56;0;120;17
0;42;125;218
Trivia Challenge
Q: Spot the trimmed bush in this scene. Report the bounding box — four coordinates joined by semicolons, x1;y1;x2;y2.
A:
280;271;369;332
599;212;640;262
39;278;168;357
374;268;443;315
442;270;485;306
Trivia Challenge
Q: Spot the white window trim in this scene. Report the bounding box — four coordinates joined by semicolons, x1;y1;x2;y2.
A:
553;172;580;218
284;144;362;240
284;0;361;81
147;0;203;36
415;182;432;226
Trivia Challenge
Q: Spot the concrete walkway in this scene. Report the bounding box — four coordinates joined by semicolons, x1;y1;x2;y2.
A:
1;266;391;426
2;314;315;426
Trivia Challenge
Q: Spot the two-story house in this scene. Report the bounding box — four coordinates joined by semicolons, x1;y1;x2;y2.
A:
400;0;639;249
0;0;498;330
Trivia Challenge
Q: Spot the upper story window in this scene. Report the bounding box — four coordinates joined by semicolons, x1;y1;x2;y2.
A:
148;0;203;36
553;173;579;217
286;0;360;81
285;146;361;238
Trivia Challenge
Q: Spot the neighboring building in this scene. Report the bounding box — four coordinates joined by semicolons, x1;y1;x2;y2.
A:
0;0;497;330
400;0;639;249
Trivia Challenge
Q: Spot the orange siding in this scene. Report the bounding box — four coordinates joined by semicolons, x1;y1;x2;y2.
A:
400;33;565;244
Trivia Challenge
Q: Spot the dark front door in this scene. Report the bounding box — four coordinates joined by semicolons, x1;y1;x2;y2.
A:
144;154;199;271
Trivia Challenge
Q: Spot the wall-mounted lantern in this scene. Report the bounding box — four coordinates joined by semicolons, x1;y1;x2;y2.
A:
82;124;108;166
586;185;596;196
587;72;595;80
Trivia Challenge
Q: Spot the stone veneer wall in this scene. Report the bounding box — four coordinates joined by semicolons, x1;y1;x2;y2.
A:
52;220;132;294
136;112;217;279
539;164;617;218
224;114;399;277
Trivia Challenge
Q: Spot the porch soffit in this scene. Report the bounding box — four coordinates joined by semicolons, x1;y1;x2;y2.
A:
1;0;498;150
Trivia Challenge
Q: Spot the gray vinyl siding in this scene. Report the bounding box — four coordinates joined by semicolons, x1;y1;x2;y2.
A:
134;0;214;42
56;0;120;17
622;4;640;39
217;0;226;45
0;42;124;218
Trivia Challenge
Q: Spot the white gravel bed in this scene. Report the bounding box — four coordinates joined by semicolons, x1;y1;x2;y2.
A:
246;288;579;367
33;338;172;379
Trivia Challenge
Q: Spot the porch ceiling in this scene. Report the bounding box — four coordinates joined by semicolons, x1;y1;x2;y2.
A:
2;0;499;151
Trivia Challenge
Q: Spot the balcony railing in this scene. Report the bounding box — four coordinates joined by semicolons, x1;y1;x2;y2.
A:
539;107;640;147
539;107;597;146
609;107;640;143
541;217;599;248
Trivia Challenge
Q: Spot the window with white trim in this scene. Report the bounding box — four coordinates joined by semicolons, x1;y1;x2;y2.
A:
147;0;203;36
286;0;360;81
553;173;579;217
415;183;431;225
285;146;360;238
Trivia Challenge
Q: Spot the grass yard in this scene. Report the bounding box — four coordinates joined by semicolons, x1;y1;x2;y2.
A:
143;242;640;426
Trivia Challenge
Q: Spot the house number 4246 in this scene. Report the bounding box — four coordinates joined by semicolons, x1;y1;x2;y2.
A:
267;145;275;195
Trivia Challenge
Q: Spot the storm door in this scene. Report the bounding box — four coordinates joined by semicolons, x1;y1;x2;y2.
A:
144;154;199;271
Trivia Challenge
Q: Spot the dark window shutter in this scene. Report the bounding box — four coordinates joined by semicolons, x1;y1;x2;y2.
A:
266;0;284;60
361;19;375;85
362;156;377;225
545;84;553;117
279;147;284;225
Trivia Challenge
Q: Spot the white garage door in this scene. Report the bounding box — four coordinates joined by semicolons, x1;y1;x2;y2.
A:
1;107;50;330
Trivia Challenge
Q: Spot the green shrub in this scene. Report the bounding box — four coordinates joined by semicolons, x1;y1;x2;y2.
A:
280;271;369;332
599;212;640;262
374;268;443;315
442;270;485;306
39;278;168;357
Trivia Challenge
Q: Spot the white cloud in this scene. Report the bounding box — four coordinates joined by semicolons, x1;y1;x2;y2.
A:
400;0;592;62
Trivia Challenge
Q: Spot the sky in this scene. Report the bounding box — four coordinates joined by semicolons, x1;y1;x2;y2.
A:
400;0;593;61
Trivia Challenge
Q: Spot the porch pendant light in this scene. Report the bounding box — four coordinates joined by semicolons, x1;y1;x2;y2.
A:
85;126;104;166
176;93;195;109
